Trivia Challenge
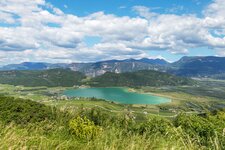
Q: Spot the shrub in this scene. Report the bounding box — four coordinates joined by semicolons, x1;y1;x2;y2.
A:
207;111;225;146
69;116;102;140
0;96;55;125
174;113;215;145
83;108;111;126
137;116;173;135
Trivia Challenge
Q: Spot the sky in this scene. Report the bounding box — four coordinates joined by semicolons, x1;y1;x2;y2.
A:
0;0;225;65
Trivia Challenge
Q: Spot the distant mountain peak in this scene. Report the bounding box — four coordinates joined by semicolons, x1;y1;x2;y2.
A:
170;56;225;77
138;58;169;65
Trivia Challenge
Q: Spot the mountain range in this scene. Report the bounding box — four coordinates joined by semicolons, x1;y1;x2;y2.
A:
168;56;225;78
1;56;225;78
0;58;168;77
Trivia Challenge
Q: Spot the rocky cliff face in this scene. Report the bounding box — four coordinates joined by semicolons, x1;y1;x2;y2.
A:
0;58;168;77
68;60;167;77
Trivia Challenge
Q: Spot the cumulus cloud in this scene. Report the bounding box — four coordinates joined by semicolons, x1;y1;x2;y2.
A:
0;0;225;65
132;1;225;54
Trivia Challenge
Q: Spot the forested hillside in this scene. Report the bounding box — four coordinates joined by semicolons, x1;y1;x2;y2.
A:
0;69;86;87
87;70;194;87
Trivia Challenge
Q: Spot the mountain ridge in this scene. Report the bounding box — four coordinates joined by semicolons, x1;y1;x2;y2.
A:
169;56;225;78
1;56;225;78
0;58;169;77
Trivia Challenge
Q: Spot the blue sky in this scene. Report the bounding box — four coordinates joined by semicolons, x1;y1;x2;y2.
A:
49;0;210;17
0;0;225;64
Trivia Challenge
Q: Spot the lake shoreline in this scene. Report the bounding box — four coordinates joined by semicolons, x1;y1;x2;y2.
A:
63;87;171;105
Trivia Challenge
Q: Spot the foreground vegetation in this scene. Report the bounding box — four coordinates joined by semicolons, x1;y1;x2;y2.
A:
0;96;225;150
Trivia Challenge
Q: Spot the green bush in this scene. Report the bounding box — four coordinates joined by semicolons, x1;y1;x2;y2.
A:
69;116;102;140
79;107;111;126
207;111;225;132
137;116;173;135
0;96;55;125
174;113;215;145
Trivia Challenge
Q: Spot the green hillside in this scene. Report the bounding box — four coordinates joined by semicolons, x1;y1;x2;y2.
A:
0;96;55;124
0;69;86;87
87;70;194;87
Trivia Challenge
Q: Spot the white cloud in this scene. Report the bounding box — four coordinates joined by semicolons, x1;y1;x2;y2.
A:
0;0;225;65
132;3;225;54
132;6;158;19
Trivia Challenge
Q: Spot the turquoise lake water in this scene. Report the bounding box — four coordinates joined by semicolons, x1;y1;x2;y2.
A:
63;87;170;104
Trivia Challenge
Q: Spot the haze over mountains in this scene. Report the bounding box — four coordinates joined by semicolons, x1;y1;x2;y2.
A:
1;56;225;78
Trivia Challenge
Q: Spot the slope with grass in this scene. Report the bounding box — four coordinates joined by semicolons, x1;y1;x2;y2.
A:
0;96;56;124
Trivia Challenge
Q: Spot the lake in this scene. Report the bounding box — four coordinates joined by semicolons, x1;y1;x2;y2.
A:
63;87;170;104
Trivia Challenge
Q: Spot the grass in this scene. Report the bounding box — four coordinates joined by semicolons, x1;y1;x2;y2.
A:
0;122;198;150
1;95;225;149
0;106;224;149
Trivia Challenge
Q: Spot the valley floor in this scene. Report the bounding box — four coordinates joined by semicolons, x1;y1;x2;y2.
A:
0;79;225;150
1;78;225;119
